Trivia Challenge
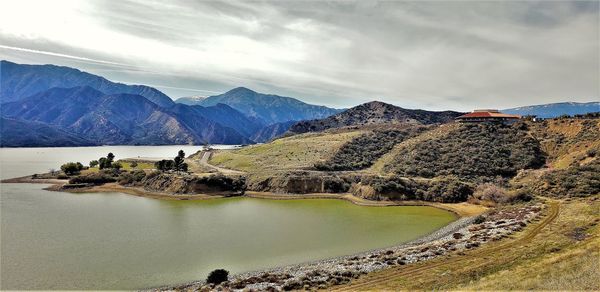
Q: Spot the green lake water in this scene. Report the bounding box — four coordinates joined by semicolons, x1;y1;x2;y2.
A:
0;147;456;290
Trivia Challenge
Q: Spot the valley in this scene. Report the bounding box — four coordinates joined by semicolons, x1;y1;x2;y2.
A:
1;60;598;291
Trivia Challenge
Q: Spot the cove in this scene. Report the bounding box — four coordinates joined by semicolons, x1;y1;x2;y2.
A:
0;184;455;290
0;147;456;290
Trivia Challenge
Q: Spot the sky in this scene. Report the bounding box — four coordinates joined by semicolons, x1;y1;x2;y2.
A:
0;0;598;111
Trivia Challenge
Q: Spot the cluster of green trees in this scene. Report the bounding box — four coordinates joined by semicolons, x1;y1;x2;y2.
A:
155;150;188;172
389;123;545;182
89;153;122;170
60;162;84;175
315;127;426;171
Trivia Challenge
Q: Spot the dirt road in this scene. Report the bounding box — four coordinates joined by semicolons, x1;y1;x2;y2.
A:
198;151;245;175
331;200;561;291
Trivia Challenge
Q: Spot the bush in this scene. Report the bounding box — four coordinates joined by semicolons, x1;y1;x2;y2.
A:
197;174;247;193
424;178;473;203
118;170;146;185
473;215;486;224
112;162;123;170
473;183;508;203
206;269;229;285
528;160;600;198
60;162;84;175
505;189;533;203
69;172;116;185
355;175;472;203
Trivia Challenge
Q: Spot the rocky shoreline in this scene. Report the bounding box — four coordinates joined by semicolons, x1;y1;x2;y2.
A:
150;203;542;291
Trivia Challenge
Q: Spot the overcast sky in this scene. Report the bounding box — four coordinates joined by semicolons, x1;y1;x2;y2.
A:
0;0;598;110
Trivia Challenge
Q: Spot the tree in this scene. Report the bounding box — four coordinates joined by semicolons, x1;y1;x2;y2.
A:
98;157;107;169
99;153;116;169
89;160;99;168
206;269;229;285
61;162;84;175
155;159;175;172
174;150;185;172
130;161;138;169
180;162;188;172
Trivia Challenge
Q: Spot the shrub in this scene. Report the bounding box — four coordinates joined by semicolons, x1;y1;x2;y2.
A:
424;178;473;203
355;175;472;203
69;172;116;185
206;269;229;285
118;170;146;185
112;162;123;170
60;162;84;175
473;183;508;203
528;160;600;198
505;189;533;203
197;174;247;193
473;215;486;224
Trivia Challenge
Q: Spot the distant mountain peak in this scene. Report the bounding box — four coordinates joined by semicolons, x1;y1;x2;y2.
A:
226;87;256;94
197;87;341;124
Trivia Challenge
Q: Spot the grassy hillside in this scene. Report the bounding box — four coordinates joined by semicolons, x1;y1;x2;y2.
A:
527;118;600;169
337;197;599;291
315;125;428;171
209;130;364;172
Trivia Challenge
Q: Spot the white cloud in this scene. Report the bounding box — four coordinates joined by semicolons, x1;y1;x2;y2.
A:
0;0;597;110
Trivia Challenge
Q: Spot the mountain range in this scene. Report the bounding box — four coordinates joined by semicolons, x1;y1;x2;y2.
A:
0;61;342;146
504;102;599;118
179;87;342;124
0;60;175;108
1;60;597;147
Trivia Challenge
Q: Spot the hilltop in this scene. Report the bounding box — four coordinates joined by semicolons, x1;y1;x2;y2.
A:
289;101;462;134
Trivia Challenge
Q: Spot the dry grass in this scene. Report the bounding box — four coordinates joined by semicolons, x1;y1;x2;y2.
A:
209;130;364;173
334;197;600;291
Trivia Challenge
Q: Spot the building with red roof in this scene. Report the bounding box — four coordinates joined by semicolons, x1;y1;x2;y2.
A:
456;109;521;123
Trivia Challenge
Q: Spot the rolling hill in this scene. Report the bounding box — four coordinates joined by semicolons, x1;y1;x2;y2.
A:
289;101;463;133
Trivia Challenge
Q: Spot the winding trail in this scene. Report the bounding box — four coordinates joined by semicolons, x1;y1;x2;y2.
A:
331;200;561;291
198;151;245;175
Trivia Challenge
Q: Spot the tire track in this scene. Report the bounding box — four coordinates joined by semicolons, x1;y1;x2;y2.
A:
332;200;560;291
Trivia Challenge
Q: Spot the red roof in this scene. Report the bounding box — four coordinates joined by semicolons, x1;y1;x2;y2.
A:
457;111;521;119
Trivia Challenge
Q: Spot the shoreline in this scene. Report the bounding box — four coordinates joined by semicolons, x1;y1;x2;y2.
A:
148;216;477;292
3;174;499;292
1;175;487;216
150;203;543;291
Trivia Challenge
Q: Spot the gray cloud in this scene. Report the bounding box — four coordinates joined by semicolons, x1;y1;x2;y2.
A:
0;0;598;110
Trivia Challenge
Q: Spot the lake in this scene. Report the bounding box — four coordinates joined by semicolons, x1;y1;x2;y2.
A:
0;146;456;290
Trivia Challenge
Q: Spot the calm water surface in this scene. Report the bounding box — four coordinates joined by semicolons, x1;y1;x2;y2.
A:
0;147;456;290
